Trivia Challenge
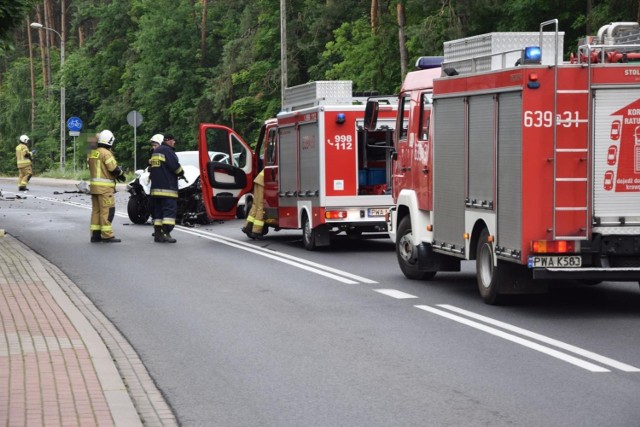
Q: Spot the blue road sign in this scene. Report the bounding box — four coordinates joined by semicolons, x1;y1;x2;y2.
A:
67;117;83;132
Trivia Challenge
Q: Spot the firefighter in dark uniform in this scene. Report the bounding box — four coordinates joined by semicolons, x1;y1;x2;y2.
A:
149;134;186;243
88;129;126;243
241;169;265;240
16;134;33;191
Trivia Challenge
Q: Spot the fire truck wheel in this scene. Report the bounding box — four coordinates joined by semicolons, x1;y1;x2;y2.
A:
476;228;506;305
302;213;317;250
396;216;437;280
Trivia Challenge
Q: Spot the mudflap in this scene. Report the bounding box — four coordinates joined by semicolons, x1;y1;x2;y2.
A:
499;261;548;295
417;243;461;272
315;225;331;247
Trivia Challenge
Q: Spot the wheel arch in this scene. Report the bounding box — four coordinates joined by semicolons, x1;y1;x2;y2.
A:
469;219;489;261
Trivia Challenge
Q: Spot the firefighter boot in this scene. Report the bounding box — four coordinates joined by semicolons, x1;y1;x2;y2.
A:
241;223;253;238
153;226;163;242
155;226;176;243
162;225;177;243
90;231;102;243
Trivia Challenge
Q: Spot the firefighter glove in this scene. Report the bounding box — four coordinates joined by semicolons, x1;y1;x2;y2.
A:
179;174;188;182
115;174;126;182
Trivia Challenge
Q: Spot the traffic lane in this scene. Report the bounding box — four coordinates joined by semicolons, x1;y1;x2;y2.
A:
129;221;640;425
5;189;640;425
205;221;640;377
119;246;640;427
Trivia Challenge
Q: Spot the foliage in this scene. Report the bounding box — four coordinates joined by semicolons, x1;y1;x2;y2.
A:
1;0;639;172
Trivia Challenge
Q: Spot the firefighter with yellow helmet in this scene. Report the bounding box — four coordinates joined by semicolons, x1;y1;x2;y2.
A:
88;129;126;243
15;134;33;191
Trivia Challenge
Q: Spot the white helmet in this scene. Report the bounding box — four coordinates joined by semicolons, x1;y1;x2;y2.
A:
19;134;29;143
150;134;164;145
98;130;115;146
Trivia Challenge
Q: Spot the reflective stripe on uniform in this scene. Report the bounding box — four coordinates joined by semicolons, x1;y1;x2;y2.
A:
150;189;178;198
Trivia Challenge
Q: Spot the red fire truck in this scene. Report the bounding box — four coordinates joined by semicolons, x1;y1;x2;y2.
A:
366;20;640;304
198;81;398;249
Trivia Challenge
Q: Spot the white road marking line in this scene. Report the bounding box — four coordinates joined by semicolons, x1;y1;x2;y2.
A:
189;228;378;284
39;196;376;284
374;289;419;299
414;305;610;372
177;227;359;284
438;304;640;372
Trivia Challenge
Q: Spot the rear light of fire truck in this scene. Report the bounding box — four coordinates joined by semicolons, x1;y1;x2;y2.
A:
325;210;348;220
531;240;579;254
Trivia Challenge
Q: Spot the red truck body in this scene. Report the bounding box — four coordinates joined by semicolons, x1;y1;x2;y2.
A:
378;21;640;303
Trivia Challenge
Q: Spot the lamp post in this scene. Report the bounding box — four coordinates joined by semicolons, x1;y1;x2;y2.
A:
30;22;66;171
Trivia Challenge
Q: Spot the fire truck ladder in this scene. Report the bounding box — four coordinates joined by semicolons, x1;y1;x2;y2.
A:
544;19;591;241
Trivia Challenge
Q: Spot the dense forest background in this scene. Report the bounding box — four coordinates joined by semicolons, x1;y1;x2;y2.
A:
0;0;639;174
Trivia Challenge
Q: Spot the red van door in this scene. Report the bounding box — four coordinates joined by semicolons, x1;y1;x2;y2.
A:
198;124;256;220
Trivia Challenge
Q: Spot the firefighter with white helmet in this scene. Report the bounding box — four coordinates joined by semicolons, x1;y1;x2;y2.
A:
87;129;126;243
15;134;33;191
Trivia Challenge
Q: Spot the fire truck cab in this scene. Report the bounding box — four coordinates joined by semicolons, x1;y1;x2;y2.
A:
369;20;640;304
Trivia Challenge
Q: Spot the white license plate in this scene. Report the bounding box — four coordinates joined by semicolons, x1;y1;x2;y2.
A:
528;256;582;268
368;208;386;217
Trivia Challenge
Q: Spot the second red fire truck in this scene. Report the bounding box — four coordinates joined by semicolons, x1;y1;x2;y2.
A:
197;81;398;249
366;19;640;304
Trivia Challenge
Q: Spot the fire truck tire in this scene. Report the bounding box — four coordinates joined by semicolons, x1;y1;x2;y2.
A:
476;228;507;305
127;194;150;225
396;216;437;280
302;213;318;250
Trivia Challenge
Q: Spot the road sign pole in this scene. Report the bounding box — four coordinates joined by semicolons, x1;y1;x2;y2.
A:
133;117;137;172
73;136;76;174
126;110;143;173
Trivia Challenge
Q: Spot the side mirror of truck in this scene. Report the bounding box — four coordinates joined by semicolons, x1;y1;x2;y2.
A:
364;100;379;131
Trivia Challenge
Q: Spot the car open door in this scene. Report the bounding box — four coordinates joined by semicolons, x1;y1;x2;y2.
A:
198;124;256;220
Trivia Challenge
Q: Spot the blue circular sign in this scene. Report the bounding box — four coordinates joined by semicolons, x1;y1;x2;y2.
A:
67;116;83;132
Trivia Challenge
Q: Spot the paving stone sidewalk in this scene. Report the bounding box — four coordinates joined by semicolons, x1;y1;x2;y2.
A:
0;233;177;426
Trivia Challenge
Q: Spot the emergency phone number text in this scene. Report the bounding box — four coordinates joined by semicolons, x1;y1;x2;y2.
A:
524;110;581;128
329;134;353;150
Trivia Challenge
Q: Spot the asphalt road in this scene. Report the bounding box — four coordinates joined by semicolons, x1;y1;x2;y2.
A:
1;178;639;426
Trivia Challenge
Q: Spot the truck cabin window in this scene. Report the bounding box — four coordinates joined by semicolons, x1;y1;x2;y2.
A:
419;93;431;141
397;94;411;141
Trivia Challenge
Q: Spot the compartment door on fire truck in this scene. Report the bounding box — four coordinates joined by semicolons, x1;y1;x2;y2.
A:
254;120;279;216
198;124;255;220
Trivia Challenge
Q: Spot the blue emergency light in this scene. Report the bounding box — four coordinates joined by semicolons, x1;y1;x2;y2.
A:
521;46;542;64
415;56;444;70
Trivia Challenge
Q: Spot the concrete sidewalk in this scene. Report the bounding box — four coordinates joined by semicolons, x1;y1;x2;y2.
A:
0;233;177;426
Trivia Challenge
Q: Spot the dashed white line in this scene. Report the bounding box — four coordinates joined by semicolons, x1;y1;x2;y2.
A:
374;289;419;299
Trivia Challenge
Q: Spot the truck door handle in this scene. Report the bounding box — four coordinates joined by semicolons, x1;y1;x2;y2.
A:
401;167;411;172
422;168;429;174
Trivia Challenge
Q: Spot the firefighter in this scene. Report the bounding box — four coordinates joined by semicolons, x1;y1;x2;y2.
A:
149;134;186;243
88;129;126;243
147;133;163;237
241;169;265;240
16;134;33;191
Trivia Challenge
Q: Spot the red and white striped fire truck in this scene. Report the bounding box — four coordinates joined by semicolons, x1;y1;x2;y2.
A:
198;81;398;249
366;20;640;304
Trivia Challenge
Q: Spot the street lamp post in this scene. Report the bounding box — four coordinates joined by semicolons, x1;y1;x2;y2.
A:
30;22;66;171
